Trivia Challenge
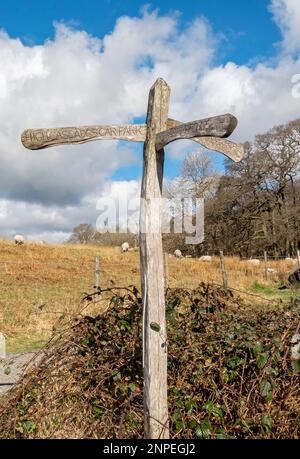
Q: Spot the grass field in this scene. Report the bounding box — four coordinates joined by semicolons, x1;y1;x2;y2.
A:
0;239;299;353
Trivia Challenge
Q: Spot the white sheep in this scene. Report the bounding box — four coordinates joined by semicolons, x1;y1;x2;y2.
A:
285;257;296;264
247;259;260;266
199;255;212;262
14;234;25;245
121;242;129;252
266;268;277;274
174;249;183;259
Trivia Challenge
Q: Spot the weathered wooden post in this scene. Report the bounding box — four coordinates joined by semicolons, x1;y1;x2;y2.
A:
297;250;300;270
21;77;243;439
264;251;268;279
219;250;228;291
164;252;169;290
95;256;100;290
140;78;170;438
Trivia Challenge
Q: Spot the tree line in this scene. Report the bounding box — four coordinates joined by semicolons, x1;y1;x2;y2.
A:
68;117;300;257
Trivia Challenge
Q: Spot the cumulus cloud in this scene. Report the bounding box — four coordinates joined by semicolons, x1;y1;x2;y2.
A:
0;180;140;241
270;0;300;54
0;11;216;207
0;4;300;241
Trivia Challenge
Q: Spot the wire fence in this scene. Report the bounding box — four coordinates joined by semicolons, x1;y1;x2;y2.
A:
1;249;299;358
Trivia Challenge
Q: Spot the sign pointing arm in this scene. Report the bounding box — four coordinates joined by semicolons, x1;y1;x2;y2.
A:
21;114;243;162
166;118;244;162
21;124;147;150
156;113;237;149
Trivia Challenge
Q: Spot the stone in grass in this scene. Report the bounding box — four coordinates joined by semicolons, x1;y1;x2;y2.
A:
288;269;300;285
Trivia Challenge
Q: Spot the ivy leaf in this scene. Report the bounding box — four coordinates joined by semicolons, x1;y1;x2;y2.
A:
291;360;300;373
260;379;272;400
262;415;273;431
256;352;269;369
150;322;160;332
253;342;263;356
196;419;211;439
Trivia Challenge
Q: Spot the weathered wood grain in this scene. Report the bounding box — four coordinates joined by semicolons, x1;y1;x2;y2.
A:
21;116;243;163
21;124;147;149
140;78;170;439
166;118;244;162
156;114;237;150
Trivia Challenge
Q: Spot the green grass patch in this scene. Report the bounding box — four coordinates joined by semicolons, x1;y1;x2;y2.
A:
250;281;299;300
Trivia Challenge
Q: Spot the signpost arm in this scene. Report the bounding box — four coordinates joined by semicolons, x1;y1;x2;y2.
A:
140;78;170;439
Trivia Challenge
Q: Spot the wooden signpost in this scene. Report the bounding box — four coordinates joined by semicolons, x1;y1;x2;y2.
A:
21;78;243;439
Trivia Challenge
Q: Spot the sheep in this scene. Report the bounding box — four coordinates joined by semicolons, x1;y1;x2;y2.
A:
246;259;260;266
121;242;129;253
14;234;25;245
266;268;277;274
174;249;183;259
199;255;212;262
36;240;45;245
285;257;297;264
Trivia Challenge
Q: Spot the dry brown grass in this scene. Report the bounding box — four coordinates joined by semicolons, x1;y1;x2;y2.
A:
0;239;298;353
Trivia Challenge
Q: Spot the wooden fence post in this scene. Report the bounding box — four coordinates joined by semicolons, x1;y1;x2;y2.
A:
219;250;228;291
264;251;268;279
95;256;100;290
140;78;170;439
164;252;169;290
0;333;6;359
297;250;300;270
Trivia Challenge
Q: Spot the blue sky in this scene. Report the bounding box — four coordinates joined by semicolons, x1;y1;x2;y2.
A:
0;0;299;241
1;0;281;64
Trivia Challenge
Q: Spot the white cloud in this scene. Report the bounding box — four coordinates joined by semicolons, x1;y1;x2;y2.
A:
270;0;300;53
0;179;141;242
0;4;300;241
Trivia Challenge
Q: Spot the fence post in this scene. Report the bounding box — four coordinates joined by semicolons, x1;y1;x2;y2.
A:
219;250;228;291
297;250;300;270
164;252;169;290
264;251;268;279
95;256;100;290
0;333;6;359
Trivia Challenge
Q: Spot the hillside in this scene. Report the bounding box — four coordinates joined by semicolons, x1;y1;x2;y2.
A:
0;239;298;353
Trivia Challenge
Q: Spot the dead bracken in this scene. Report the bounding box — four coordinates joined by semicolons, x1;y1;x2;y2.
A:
0;283;299;439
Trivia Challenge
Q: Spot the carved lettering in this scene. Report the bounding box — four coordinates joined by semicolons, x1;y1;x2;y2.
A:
21;124;148;149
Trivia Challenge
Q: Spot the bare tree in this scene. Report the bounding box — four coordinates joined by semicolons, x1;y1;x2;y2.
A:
165;150;219;200
68;224;96;244
181;151;219;198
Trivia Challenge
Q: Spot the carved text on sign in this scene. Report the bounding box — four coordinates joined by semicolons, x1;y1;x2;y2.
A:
21;124;147;149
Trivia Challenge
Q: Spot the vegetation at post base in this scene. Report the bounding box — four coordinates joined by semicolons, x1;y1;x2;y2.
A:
0;284;299;439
